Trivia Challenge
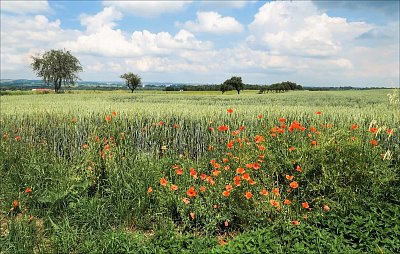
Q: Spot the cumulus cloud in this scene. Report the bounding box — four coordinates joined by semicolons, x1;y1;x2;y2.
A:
178;11;244;34
102;1;190;17
248;1;373;57
0;0;50;14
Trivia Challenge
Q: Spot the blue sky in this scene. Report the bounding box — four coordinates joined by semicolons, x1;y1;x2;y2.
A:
1;0;399;87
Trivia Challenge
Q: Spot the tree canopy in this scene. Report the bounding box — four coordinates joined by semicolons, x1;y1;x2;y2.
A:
31;49;82;93
222;76;244;94
120;72;142;93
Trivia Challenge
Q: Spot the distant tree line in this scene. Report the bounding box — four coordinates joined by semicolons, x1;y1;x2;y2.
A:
259;81;303;93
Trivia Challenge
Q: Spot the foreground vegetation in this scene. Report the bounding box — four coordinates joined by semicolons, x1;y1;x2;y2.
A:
1;89;399;253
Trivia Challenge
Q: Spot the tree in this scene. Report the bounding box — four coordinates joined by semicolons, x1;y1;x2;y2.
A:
31;49;82;93
120;72;141;93
223;76;244;94
220;83;232;94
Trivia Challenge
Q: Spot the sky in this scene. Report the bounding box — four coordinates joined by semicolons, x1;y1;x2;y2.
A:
1;0;399;87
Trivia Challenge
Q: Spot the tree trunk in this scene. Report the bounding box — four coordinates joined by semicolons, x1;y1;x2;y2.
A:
237;89;240;94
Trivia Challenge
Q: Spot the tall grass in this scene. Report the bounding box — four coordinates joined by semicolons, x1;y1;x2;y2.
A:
1;89;399;253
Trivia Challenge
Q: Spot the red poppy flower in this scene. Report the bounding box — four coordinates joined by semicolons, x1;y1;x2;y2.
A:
12;200;19;208
272;188;280;196
183;198;190;204
351;124;358;130
218;125;229;132
290;181;299;189
112;111;117;117
199;186;206;192
190;212;195;220
316;111;322;115
245;191;253;199
160;178;168;186
302;202;309;209
289;147;295;151
279;118;286;123
147;187;153;193
24;187;32;194
323;205;330;211
170;185;178;191
187;186;197;198
370;140;378;146
270;199;279;207
369;127;377;133
105;115;112;122
176;168;184;175
311;140;317;146
222;190;231;197
284;199;291;205
291;220;300;225
258;114;263;119
260;189;268;196
227;108;234;114
285;175;294;181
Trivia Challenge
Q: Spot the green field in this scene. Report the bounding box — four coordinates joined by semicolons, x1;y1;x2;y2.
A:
1;89;399;253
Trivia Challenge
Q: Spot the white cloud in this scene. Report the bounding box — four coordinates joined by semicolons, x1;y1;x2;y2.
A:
248;1;373;57
80;6;122;33
0;0;50;14
178;11;244;34
87;62;104;71
102;1;190;17
199;1;251;9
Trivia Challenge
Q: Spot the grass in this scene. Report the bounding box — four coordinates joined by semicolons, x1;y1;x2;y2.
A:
0;89;399;253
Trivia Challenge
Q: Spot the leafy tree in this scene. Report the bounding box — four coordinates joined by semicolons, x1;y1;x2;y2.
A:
220;83;232;94
223;76;244;94
120;72;142;93
31;49;82;93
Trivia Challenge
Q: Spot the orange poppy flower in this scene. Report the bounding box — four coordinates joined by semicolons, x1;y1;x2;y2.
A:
351;124;358;130
208;127;214;132
284;199;291;205
224;165;230;171
24;187;32;194
295;165;302;172
370;140;378;146
285;175;294;180
369;127;377;133
270;199;279;207
15;136;21;141
248;179;256;185
170;185;178;191
225;184;233;192
227;108;234;114
213;204;218;209
199;186;206;192
222;190;231;197
227;141;234;148
147;186;153;193
242;173;250;181
288;147;295;151
176;168;184;175
105;115;112;122
236;167;245;174
260;189;269;196
279;118;286;123
245;191;253;199
289;181;299;189
323;205;330;211
160;178;168;186
222;158;229;163
302;202;309;209
291;220;300;225
316;111;322;115
12;200;19;208
112;111;117;117
387;129;394;135
190;212;195;220
272;188;280;196
200;173;207;180
253;163;260;170
213;170;221;177
187;186;197;198
258;114;263;119
255;135;265;143
218;125;229;132
82;144;89;149
183;197;190;204
311;140;317;146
